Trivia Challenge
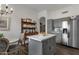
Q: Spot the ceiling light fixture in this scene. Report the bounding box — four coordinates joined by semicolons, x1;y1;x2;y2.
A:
0;4;13;16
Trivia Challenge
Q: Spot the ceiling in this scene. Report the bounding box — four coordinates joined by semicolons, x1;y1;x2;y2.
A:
11;4;72;12
25;4;72;12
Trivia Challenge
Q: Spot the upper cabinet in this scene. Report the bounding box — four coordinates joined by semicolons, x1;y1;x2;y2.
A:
47;19;54;33
54;19;62;28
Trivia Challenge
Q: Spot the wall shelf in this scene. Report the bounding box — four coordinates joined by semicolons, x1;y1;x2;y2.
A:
22;22;36;25
21;18;38;37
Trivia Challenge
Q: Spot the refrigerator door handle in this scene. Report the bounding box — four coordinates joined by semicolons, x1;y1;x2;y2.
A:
68;32;70;38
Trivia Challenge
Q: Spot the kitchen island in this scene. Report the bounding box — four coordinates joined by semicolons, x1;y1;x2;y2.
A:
27;34;56;55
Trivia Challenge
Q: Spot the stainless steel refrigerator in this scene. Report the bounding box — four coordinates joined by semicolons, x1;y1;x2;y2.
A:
61;17;71;46
61;16;79;48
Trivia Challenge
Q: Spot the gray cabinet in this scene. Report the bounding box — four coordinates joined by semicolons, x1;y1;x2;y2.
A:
28;36;56;55
42;36;56;55
54;20;62;28
47;19;54;33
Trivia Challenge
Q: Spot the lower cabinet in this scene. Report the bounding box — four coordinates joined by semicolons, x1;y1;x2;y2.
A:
29;36;56;55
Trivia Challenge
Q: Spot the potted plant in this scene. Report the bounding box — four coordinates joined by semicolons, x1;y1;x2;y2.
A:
0;33;3;38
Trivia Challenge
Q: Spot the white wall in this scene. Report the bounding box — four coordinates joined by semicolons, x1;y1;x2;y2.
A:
48;5;79;19
0;4;38;40
38;10;47;18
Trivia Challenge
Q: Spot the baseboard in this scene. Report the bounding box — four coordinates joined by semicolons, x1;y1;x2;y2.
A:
56;43;79;50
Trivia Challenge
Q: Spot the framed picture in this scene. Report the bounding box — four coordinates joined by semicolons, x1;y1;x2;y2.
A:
0;16;11;31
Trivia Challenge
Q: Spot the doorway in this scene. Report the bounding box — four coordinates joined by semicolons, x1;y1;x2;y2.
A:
39;17;46;33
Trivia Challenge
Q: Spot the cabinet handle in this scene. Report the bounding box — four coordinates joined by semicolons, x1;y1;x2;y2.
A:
49;46;51;50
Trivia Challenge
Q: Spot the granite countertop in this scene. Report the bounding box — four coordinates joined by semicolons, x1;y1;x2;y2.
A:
27;34;56;42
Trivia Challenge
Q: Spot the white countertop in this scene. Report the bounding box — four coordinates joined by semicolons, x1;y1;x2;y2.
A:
27;34;56;42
